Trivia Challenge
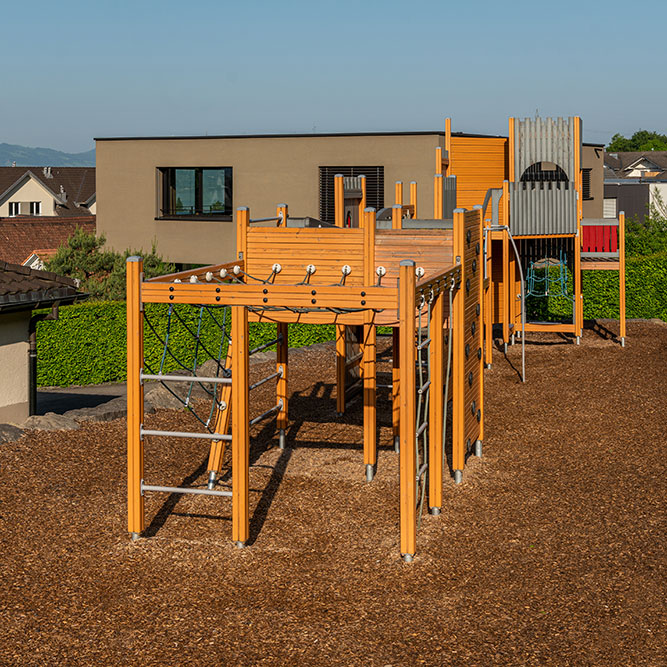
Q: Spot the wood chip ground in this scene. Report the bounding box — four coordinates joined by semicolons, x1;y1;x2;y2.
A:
0;321;665;665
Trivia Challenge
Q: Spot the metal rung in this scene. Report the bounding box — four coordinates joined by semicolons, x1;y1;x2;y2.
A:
416;421;428;437
417;337;431;350
141;428;232;441
250;335;283;356
377;383;393;389
250;400;283;426
249;367;282;391
416;463;428;480
249;216;281;223
141;373;231;384
141;482;232;497
418;380;431;395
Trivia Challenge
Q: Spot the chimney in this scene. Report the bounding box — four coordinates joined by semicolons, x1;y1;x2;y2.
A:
59;184;67;202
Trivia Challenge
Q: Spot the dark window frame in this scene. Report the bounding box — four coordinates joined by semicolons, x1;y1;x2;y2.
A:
582;168;593;200
319;166;384;223
158;167;233;220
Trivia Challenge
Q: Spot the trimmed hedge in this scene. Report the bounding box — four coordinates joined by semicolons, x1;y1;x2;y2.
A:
36;302;335;387
527;252;667;322
37;252;666;387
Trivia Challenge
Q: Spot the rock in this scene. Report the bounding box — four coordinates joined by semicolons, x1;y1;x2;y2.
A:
22;412;80;431
65;396;150;423
0;424;23;444
144;384;186;411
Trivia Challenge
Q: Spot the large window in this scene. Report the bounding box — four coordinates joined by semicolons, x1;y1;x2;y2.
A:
30;201;41;215
319;166;384;223
8;202;20;216
160;167;232;218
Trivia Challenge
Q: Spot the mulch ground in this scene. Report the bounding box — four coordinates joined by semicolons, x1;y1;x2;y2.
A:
1;320;665;666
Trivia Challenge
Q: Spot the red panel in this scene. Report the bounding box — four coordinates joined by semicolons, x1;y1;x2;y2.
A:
603;225;610;252
582;226;593;252
611;226;618;252
595;225;603;252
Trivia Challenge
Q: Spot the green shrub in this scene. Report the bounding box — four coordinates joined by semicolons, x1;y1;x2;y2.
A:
36;301;336;387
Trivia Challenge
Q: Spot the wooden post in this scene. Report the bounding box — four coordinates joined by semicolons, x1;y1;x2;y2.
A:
410;181;418;219
399;260;416;560
428;281;444;513
619;211;626;345
508;117;515;182
231;304;249;547
335;324;347;415
207;345;233;482
435;146;442;175
502;182;510;347
475;208;485;448
276;202;288;227
485;229;493;367
444;119;451;175
363;207;377;481
451;210;465;479
334;174;344;228
358;175;366;228
126;256;144;539
236;207;249;262
395;181;403;207
276;322;289;448
434;174;443;220
574;233;583;340
392;328;400;449
392;204;402;230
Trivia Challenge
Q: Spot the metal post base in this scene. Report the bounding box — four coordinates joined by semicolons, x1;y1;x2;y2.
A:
454;469;463;484
207;470;217;490
486;363;492;370
503;343;508;353
235;541;246;549
365;464;375;482
576;336;580;345
394;435;400;453
621;337;625;348
402;553;414;563
511;334;515;346
130;532;140;541
278;428;286;450
474;440;483;458
336;412;343;418
430;507;441;516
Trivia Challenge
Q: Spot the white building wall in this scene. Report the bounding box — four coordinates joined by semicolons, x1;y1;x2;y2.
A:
0;178;57;216
0;312;30;423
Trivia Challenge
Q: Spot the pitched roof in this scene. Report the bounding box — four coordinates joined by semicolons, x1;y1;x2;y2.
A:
0;260;85;312
0;216;95;264
604;151;667;177
0;166;95;217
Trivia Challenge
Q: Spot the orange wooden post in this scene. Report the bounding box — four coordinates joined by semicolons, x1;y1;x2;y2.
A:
236;206;248;262
410;181;418;219
444;120;452;175
392;204;402;229
363;207;377;481
508;117;515;182
392;327;400;451
334;174;344;228
127;256;144;539
231;303;249;547
395;181;403;207
485;227;493;367
399;260;417;561
276;322;289;448
358;175;367;228
207;344;233;488
502;182;510;348
428;280;444;513
434;174;443;219
574;117;583;340
451;210;465;482
435;146;442;175
335;325;347;415
619;211;626;346
475;207;485;453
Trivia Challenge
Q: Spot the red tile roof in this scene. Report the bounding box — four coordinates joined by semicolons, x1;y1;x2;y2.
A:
0;216;95;264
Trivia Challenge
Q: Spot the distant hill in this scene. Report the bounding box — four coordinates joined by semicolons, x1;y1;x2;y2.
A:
0;143;95;167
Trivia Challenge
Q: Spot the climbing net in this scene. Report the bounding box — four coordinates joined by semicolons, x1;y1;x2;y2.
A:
415;286;432;523
526;250;570;298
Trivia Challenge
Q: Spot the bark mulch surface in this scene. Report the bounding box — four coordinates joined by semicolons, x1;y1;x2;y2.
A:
1;321;665;666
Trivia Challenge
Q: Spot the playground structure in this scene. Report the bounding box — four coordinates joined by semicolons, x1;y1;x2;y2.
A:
126;171;484;562
441;116;626;371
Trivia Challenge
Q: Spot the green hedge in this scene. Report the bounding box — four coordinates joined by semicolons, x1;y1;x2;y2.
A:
36;302;335;387
526;252;667;322
37;253;666;387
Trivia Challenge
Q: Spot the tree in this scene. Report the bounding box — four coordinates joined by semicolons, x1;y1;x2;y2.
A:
44;228;175;300
607;130;667;152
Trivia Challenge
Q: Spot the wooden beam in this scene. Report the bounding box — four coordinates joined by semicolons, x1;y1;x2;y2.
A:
363;208;377;479
619;211;626;344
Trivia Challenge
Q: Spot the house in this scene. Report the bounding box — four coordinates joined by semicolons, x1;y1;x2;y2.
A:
0;215;96;265
0;166;95;218
604;151;667;220
95;130;604;266
0;261;86;423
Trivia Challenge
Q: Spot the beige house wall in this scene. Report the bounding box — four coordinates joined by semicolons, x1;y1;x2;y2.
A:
583;144;604;218
96;134;445;265
0;177;57;217
0;312;30;424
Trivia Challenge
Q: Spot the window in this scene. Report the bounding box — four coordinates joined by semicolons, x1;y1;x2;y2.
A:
29;201;41;215
603;198;617;218
319;166;384;223
8;202;20;216
582;168;593;200
159;167;232;218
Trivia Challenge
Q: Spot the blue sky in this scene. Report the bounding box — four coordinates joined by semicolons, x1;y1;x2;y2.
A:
4;0;664;152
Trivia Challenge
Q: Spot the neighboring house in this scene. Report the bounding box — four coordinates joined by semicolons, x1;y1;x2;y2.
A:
95;131;604;265
604;151;667;220
0;215;96;265
0;261;86;423
0;166;95;218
